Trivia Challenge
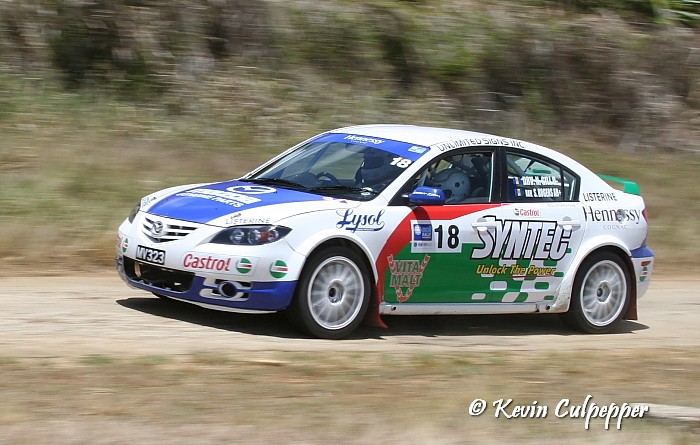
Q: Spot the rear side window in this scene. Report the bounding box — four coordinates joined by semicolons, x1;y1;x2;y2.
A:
506;152;577;202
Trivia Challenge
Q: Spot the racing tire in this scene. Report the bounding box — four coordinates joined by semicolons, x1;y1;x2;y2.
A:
289;246;370;339
561;251;631;334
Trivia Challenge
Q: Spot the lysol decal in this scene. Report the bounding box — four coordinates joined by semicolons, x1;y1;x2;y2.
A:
387;254;430;303
336;209;386;232
471;216;571;261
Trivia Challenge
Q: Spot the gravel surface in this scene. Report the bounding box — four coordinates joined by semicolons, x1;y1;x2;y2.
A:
1;274;696;359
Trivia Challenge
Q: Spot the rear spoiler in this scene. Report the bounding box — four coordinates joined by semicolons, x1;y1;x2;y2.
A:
597;174;641;196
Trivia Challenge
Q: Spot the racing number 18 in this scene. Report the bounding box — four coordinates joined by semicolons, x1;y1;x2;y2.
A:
434;224;460;249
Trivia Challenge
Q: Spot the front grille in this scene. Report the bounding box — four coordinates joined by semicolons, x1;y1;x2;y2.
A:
141;215;200;243
124;257;194;292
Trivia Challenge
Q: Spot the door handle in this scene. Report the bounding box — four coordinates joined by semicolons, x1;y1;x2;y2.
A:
471;221;498;232
557;219;581;230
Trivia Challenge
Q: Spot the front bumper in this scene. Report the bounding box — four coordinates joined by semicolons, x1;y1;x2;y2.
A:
117;255;297;312
116;213;304;313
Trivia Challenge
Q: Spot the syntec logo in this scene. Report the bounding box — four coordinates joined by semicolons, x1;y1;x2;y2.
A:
472;217;571;261
183;253;232;271
584;207;641;224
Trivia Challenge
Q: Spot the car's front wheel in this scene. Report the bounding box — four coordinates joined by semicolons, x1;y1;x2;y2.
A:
561;251;631;333
289;246;370;339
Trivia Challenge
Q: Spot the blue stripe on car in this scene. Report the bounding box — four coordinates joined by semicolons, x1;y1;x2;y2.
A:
127;275;297;311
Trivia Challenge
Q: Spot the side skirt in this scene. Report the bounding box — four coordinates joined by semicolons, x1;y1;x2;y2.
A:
379;302;556;316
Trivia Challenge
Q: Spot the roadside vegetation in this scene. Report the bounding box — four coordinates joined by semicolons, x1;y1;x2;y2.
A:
1;348;699;443
0;0;698;272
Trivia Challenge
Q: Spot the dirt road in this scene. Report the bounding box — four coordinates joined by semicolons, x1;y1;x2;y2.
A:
1;274;697;359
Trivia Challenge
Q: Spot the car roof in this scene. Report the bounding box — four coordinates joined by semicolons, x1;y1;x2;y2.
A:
331;124;593;176
331;124;506;148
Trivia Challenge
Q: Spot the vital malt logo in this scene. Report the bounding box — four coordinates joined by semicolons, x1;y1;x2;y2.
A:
387;254;430;303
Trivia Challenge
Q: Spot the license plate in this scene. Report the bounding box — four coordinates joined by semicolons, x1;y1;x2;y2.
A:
135;245;166;265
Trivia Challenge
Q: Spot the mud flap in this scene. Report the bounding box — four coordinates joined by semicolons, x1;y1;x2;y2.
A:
624;294;638;320
363;284;388;328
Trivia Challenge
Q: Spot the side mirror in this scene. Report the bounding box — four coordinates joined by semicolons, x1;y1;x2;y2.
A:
408;186;445;205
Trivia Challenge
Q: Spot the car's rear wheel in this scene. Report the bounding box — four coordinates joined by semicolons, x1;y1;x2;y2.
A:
289;246;370;339
561;251;631;333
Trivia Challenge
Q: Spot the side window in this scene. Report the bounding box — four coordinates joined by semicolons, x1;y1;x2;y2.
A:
395;151;493;205
506;152;576;202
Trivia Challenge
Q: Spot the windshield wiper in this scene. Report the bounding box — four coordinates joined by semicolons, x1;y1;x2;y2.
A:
307;185;379;195
241;177;306;190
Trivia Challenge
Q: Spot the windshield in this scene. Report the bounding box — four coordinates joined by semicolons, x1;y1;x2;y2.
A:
245;133;429;201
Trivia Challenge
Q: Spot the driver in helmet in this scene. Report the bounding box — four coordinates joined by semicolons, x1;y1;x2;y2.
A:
430;168;471;204
356;150;399;190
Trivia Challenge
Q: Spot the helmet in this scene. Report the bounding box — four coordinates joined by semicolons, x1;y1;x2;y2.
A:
357;151;396;187
431;168;471;203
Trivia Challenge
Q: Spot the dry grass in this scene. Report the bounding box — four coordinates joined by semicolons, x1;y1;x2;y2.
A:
0;349;698;444
1;105;698;274
0;1;698;274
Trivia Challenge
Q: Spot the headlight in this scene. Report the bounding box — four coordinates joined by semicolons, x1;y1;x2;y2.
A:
127;201;141;223
212;225;291;245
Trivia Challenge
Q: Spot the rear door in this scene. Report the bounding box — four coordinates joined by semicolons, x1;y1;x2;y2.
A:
485;149;584;303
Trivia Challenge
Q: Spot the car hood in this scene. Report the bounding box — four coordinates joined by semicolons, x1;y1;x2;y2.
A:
144;179;360;226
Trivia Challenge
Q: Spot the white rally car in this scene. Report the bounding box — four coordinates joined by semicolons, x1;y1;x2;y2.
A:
116;125;654;339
